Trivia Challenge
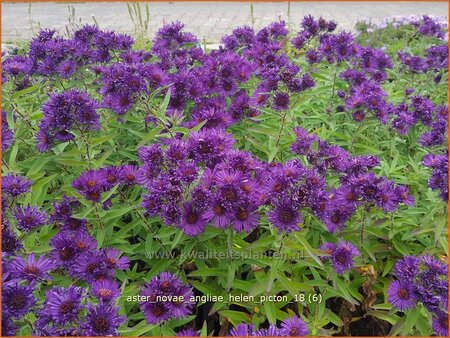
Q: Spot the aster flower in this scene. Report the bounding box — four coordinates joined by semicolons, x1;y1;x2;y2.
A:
120;164;138;185
38;89;100;150
2;173;32;197
203;199;232;229
179;202;207;236
91;279;121;302
229;324;254;336
432;311;449;337
331;240;360;274
2;111;14;151
268;201;302;232
102;247;130;270
9;253;55;281
13;205;47;231
320;240;360;274
177;328;200;336
140;272;194;325
2;221;23;256
72;169;108;202
272;91;290;111
233;204;260;232
388;280;417;311
2;282;36;319
254;325;284;336
83;302;125;336
291;127;318;155
43;285;84;324
2;317;18;336
71;250;113;282
49;231;81;267
280;316;309;336
393;256;421;281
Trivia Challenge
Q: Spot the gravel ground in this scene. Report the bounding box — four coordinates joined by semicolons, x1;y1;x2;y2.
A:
1;1;448;42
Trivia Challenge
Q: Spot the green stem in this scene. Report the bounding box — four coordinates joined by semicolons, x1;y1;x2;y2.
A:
349;123;362;152
226;226;234;292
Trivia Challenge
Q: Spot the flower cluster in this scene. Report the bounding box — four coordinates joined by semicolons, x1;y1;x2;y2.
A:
229;316;308;336
358;15;448;41
139;130;269;236
37;89;100;152
72;165;138;203
140;272;195;324
422;151;448;201
388;255;448;336
2;192;129;336
2;25;133;81
290;126;414;233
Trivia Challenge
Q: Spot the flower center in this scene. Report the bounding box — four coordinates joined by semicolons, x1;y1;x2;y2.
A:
9;293;26;310
151;304;166;317
331;214;341;224
336;254;347;264
213;204;225;216
86;180;96;188
59;247;74;261
186;212;198;224
290;328;299;336
237;210;248;221
279;208;295;224
86;263;99;274
24;265;39;275
98;289;113;298
93;316;110;333
59;300;75;315
346;192;356;201
398;288;408;299
222;188;238;202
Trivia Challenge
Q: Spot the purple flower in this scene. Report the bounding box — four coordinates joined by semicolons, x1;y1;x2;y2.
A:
2;317;18;336
291;127;318;155
2;111;14;151
229;324;254;336
272;92;290;111
254;325;284;336
268;201;302;232
320;240;360;274
388;280;417;311
2;282;36;319
71;250;113;283
91;279;121;302
103;247;130;270
2;221;23;256
49;231;80;267
177;328;200;336
393;256;421;281
179;202;207;236
280;316;309;336
9;253;55;281
140;272;194;325
203;199;232;229
13;205;47;231
2;173;32;197
43;285;84;324
82;302;125;336
432;312;449;337
72;169;108;202
233;204;260;232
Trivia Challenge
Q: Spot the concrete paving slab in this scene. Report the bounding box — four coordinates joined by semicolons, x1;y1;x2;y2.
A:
1;2;448;43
